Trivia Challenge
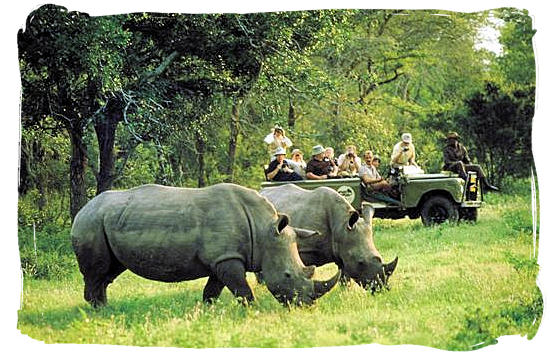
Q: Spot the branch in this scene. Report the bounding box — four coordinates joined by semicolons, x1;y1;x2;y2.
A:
365;69;403;95
140;50;181;85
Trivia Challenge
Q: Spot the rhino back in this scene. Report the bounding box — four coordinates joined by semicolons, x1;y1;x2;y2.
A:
260;185;345;234
99;184;274;281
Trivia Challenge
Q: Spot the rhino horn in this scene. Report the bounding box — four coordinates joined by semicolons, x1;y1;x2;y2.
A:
293;227;320;238
312;269;341;300
383;256;398;280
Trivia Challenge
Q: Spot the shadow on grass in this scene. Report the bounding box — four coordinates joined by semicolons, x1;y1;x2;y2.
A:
18;289;206;331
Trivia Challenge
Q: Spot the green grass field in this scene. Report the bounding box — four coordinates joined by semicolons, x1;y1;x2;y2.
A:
17;181;541;349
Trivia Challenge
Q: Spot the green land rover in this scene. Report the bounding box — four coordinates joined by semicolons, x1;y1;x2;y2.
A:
260;169;482;226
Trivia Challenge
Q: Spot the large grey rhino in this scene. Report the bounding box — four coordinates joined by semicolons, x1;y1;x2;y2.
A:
71;183;340;307
260;184;398;293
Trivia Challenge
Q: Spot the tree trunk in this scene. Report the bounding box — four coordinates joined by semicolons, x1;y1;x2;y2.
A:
226;98;240;181
94;99;123;195
196;132;206;188
69;126;89;221
288;94;296;129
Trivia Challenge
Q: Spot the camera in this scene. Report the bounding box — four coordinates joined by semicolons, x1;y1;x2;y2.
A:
347;153;354;158
402;147;409;152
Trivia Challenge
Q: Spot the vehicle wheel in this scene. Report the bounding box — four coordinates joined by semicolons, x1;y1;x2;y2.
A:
420;196;459;226
460;208;478;222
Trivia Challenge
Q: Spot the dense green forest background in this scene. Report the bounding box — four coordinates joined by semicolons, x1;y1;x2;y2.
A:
17;5;535;225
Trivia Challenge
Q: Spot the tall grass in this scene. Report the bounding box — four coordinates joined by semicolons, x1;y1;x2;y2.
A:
17;179;541;349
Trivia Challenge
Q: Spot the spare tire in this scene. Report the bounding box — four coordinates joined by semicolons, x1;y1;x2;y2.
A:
420;196;459;226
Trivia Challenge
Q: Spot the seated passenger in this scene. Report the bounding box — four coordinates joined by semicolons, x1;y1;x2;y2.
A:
306;145;332;180
359;150;392;192
323;147;339;177
287;149;307;178
443;132;498;191
337;145;361;177
372;154;381;169
266;147;303;181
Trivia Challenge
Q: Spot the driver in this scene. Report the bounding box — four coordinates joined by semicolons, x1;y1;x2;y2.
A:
359;151;392;192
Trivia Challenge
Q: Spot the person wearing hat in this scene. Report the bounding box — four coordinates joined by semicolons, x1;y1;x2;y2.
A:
287;148;307;178
264;125;293;160
443;132;498;192
305;145;332;180
391;133;418;168
265;147;303;181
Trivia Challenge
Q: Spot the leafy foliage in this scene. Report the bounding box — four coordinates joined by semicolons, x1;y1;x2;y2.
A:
17;6;535;223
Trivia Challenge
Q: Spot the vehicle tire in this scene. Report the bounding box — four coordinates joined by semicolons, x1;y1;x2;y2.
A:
460;208;478;222
420;196;459;226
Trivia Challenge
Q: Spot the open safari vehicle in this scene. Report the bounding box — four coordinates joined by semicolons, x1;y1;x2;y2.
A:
261;167;482;226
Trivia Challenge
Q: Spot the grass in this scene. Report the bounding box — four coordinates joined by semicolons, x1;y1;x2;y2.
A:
17;180;541;349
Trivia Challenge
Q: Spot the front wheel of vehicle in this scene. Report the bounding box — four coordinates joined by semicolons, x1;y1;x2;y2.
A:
420;196;459;226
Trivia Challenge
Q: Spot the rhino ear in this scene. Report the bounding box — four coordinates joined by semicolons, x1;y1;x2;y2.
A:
294;227;320;239
276;213;290;234
347;211;360;230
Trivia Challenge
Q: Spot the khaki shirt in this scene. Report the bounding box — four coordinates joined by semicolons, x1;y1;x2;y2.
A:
391;142;415;167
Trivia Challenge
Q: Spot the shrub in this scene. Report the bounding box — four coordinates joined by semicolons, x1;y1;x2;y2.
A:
18;225;77;280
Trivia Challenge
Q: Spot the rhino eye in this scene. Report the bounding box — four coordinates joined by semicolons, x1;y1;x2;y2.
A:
284;271;291;278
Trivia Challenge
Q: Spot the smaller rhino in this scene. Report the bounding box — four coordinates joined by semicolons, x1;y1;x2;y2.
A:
260;184;398;293
71;184;340;307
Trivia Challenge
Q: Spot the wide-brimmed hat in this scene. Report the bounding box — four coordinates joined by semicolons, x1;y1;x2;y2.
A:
401;133;412;143
372;155;381;162
291;149;302;156
273;125;284;133
273;147;286;156
446;131;460;140
311;145;325;156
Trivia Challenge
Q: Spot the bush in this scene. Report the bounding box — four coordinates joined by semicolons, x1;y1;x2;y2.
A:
18;225;77;280
20;247;77;279
449;290;542;350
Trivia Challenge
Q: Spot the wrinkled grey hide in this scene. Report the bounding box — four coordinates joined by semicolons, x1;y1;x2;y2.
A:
72;183;339;307
260;184;398;293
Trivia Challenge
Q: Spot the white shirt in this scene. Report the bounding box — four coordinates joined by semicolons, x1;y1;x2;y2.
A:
337;154;361;168
358;163;381;180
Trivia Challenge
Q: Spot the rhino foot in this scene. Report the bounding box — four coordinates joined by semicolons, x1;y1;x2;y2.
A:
203;275;226;303
82;260;126;308
213;259;255;304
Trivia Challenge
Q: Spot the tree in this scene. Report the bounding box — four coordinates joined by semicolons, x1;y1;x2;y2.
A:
458;83;533;185
494;8;536;87
18;5;129;219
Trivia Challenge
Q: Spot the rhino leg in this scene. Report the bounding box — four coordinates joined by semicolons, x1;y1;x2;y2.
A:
202;275;226;304
84;258;126;308
215;260;255;304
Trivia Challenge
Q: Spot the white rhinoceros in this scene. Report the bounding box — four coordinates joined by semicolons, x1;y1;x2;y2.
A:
71;183;340;307
260;184;397;292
